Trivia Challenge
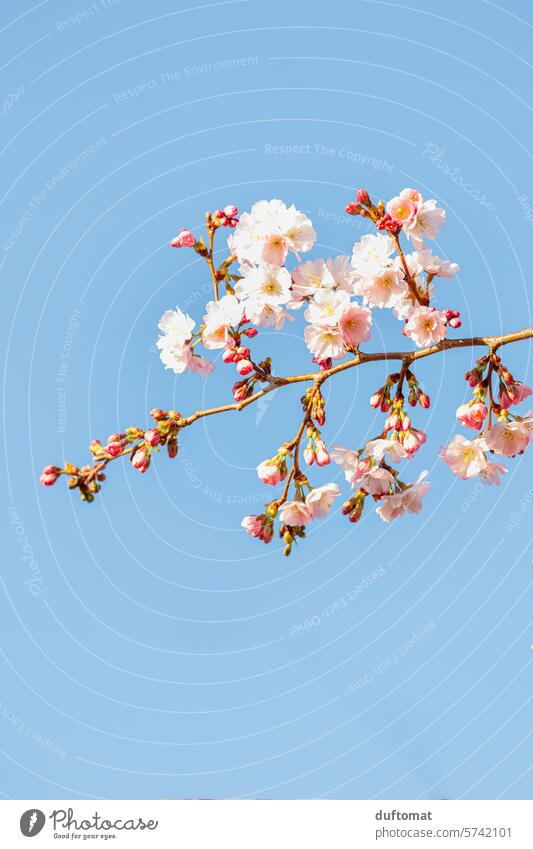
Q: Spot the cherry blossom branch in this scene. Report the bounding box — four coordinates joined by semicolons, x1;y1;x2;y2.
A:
178;327;533;427
40;186;533;554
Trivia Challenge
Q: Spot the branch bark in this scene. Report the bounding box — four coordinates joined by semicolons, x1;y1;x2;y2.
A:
178;327;533;428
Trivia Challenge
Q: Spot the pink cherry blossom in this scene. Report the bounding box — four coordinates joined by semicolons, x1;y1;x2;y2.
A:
241;514;273;543
366;438;408;464
439;434;487;479
257;459;286;486
279;500;313;527
404;198;446;248
386;195;417;226
399;427;427;456
361;466;395;496
170;228;195;248
304;324;345;360
480;461;507;485
499;381;532;409
338;303;372;347
484;416;532;457
330;445;365;482
404;306;447;348
376;471;430;522
305;483;341;518
241;515;263;537
456;401;488;430
400;188;423;204
189;355;214;376
375;493;405;522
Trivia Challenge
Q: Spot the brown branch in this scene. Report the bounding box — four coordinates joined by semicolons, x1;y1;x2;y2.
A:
178;328;533;428
53;327;533;495
393;234;428;306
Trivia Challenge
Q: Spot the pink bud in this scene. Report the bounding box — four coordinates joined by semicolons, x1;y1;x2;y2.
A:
171;228;195;248
222;348;236;363
132;449;150;473
303;446;315;466
232;380;249;402
380;397;391;413
369;391;383;409
348;501;364;523
236;359;253;376
106;441;123;457
150;408;166;420
386;411;401;430
449;317;462;328
243;327;258;338
144;428;160;447
356;188;371;206
224;205;238;218
39;465;61;486
345;202;362;215
418;392;431;409
315;439;331;467
376;214;401;235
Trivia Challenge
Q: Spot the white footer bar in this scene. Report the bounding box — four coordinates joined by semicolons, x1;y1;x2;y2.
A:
1;800;531;847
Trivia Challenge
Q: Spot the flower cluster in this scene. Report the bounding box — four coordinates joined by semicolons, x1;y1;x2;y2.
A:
440;353;532;484
40;187;532;555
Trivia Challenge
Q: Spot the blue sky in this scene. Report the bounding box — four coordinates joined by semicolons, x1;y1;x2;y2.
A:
1;0;532;799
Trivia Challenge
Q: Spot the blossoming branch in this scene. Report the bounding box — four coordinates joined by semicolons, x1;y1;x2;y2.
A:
40;190;533;555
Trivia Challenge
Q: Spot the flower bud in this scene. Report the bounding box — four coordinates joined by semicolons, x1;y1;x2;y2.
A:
167;437;178;459
342;498;355;515
303;445;315;466
380;396;391;413
386;411;401;430
448;317;462;328
222;348;236;363
150;408;167;421
345;202;362;216
315;439;331;467
418;392;431;409
376;213;401;235
348;500;364;523
106;441;123;457
39;465;61;486
232;380;249;402
144;428;160;447
236;359;253;376
170;228;195;248
369;391;383;409
224;205;238;218
400;412;411;431
132;449;150;473
356;188;371;206
242;327;258;338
